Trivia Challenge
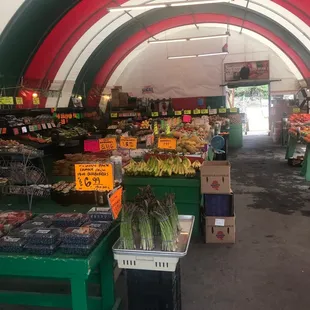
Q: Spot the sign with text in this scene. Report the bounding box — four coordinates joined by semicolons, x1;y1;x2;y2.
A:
99;138;117;151
158;137;177;150
0;97;14;105
108;186;123;219
201;109;208;114
84;140;100;153
75;163;114;191
224;60;269;82
174;111;182;116
142;85;154;94
120;137;137;149
218;108;227;113
15;97;23;105
33;97;40;105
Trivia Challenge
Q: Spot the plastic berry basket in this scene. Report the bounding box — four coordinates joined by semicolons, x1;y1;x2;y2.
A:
21;220;52;229
25;241;61;255
62;227;101;245
82;221;112;232
87;207;113;221
60;238;98;256
25;228;61;245
8;227;33;238
52;213;83;228
0;236;26;253
34;214;55;222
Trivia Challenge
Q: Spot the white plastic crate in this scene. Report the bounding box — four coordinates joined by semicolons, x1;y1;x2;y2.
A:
114;253;179;272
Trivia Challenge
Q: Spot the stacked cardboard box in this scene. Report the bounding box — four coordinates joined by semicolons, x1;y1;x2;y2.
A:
111;87;129;107
200;161;236;243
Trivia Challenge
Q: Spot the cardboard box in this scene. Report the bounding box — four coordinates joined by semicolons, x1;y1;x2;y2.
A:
205;215;235;243
119;92;128;107
200;161;231;194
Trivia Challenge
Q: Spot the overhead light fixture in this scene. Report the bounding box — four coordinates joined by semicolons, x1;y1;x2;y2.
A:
148;33;229;44
108;0;230;12
168;51;228;59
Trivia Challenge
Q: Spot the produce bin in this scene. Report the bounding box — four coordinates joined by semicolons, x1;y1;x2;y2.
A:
123;176;201;236
229;124;243;148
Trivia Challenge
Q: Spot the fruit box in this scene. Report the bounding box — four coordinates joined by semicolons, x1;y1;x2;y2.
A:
200;161;231;194
204;214;235;244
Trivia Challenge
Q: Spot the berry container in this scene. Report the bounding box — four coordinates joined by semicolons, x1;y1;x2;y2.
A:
62;227;101;245
82;221;112;232
26;228;61;245
87;207;113;221
21;220;52;229
9;228;32;238
34;214;55;222
60;238;97;256
52;213;83;228
0;236;26;253
25;241;61;255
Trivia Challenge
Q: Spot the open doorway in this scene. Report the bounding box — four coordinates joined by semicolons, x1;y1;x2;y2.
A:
233;85;269;135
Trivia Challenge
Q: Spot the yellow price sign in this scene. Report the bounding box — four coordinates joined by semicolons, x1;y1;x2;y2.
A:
108;186;123;219
158;137;177;150
193;109;201;115
230;108;237;113
218;108;227;113
201;109;208;114
110;113;118;118
75;163;114;191
15;97;23;105
152;112;159;117
33;97;40;105
293;107;300;113
120;137;137;149
184;110;191;115
99;138;117;151
174;111;182;116
209;109;217;115
0;97;14;105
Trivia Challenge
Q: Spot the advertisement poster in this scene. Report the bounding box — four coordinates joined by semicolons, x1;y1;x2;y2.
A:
142;85;154;94
224;60;269;82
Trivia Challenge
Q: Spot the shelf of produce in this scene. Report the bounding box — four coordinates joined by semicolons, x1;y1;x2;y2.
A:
123;176;201;236
0;223;120;310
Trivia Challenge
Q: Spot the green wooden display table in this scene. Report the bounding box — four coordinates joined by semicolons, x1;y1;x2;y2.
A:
285;134;298;159
0;224;120;310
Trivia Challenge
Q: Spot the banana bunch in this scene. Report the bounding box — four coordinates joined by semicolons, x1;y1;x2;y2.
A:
191;160;202;170
124;156;197;178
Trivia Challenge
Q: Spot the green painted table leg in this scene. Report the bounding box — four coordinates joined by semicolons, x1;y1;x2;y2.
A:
71;278;88;310
100;254;115;310
207;147;214;161
301;144;310;181
285;135;297;159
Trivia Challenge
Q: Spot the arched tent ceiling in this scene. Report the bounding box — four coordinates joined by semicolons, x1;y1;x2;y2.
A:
0;0;309;108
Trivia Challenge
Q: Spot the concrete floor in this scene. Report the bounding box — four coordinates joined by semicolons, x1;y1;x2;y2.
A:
182;133;310;310
2;133;310;309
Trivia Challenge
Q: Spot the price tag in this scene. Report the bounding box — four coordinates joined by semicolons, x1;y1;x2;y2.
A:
230;108;238;113
84;140;100;153
47;123;52;129
293;108;300;113
51;123;56;128
75;163;114;191
0;97;14;105
29;125;35;132
151;112;159;117
99;138;117;151
158;137;177;150
61;119;66;125
41;124;47;130
120;137;137;149
218;108;227;113
193;109;201;115
215;219;225;227
184;110;191;115
110;113;118;118
201;109;208;114
37;124;42;131
209;109;217;115
33;97;40;105
15;97;23;105
161;111;167;116
108;186;123;219
13;128;19;135
174;111;182;116
2;128;7;134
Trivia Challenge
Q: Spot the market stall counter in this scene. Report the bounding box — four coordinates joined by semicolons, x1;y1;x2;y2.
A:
0;223;120;310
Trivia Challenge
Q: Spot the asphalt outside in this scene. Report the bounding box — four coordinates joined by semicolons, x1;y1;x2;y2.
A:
1;133;310;310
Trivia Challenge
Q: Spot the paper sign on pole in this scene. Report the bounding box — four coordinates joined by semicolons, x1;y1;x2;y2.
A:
120;137;137;149
108;186;123;219
99;138;117;151
158;137;177;150
75;163;114;191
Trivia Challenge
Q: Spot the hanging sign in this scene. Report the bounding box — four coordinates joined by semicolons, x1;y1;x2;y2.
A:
84;140;100;153
33;97;40;105
75;163;114;191
218;108;227;113
158;137;177;150
293;107;300;113
209;109;217;115
174;111;182;116
193;109;201;115
0;97;14;105
184;110;191;115
15;97;23;105
110;113;118;118
201;109;208;114
120;137;137;149
230;108;238;113
151;112;159;117
108;186;123;219
99;138;117;151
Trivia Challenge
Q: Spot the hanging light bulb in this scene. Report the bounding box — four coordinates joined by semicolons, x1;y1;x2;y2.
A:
32;92;38;98
77;95;82;100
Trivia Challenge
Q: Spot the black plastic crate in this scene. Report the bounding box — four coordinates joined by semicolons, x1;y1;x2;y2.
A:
203;193;234;217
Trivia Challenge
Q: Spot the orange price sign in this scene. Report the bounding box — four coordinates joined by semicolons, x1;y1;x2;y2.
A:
108;186;123;219
99;138;117;151
120;137;137;149
75;163;114;191
158;137;177;150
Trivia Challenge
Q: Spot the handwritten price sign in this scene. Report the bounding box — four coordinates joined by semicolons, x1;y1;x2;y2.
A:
158;137;177;150
108;186;123;219
99;138;117;151
75;163;114;191
120;137;137;149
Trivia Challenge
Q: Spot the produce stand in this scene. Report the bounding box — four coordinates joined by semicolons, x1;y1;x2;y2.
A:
0;223;120;310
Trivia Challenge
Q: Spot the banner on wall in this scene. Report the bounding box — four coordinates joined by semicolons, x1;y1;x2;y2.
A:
142;85;154;94
224;60;269;82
